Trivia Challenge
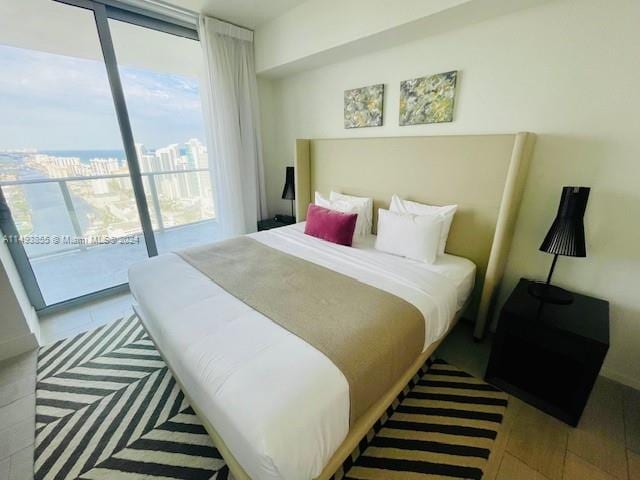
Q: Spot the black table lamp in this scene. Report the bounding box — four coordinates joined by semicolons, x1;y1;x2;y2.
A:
281;166;295;219
528;186;590;305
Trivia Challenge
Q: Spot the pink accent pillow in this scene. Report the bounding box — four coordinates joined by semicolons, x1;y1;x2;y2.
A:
304;204;358;246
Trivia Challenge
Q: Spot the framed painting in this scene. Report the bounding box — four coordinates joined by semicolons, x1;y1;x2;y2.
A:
344;84;384;128
399;71;457;125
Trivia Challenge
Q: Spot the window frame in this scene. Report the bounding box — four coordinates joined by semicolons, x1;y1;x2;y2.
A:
0;0;201;314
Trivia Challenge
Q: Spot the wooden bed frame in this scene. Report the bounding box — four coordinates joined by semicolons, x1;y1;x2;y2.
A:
137;132;536;480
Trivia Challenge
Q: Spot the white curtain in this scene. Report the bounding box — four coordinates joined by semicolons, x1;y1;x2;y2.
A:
198;16;267;237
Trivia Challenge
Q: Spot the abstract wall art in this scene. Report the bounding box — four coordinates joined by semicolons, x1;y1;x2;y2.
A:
344;84;384;128
399;71;457;126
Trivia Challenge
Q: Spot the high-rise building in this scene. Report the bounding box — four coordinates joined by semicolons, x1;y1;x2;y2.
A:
89;158;120;176
185;138;208;169
135;143;159;173
183;138;208;199
155;144;180;172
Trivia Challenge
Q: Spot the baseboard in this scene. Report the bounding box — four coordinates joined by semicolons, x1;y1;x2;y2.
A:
601;367;640;391
0;332;38;362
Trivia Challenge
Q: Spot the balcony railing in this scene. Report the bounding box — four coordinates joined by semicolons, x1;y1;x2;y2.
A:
0;167;215;259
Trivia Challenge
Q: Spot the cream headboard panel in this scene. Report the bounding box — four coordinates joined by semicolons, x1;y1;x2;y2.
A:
294;133;536;338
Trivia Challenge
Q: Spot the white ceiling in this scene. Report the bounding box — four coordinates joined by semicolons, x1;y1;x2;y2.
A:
166;0;309;28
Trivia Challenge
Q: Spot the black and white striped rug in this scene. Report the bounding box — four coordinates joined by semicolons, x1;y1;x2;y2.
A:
35;315;507;480
333;359;508;480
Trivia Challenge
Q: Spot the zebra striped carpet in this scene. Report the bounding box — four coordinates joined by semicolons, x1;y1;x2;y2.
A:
35;314;507;480
333;359;508;480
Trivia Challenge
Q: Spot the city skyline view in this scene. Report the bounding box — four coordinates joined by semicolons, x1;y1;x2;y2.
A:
0;137;213;239
0;38;214;241
0;138;216;305
0;20;217;305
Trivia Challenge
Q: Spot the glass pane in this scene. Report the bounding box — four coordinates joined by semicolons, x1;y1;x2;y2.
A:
3;183;76;259
0;0;148;306
141;177;161;231
109;19;219;252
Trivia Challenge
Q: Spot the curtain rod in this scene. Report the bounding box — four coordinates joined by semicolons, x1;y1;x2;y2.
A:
97;0;255;32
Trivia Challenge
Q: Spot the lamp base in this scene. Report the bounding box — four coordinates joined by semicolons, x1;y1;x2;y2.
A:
528;281;574;305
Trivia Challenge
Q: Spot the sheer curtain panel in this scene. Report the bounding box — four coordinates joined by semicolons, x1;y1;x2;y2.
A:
198;16;267;237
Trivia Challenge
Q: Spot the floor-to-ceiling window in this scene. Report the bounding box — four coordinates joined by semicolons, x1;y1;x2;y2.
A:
108;18;217;254
0;0;215;311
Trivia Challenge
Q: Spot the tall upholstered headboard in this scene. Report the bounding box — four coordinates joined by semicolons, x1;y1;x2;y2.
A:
294;133;536;338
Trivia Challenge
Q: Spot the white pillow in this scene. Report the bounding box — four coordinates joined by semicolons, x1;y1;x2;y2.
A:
314;192;367;242
390;194;457;255
374;208;442;264
314;192;364;242
329;192;373;238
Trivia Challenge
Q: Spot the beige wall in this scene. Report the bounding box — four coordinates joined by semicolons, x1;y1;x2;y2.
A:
258;0;640;388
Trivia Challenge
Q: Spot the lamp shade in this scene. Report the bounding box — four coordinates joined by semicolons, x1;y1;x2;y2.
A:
281;166;295;200
540;186;590;257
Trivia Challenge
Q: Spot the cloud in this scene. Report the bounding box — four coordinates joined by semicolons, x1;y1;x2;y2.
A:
0;44;207;150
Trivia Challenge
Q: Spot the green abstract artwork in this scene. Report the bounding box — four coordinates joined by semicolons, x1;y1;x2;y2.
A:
344;84;384;128
399;71;457;125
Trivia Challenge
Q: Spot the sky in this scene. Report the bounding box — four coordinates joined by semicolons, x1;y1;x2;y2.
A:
0;44;207;151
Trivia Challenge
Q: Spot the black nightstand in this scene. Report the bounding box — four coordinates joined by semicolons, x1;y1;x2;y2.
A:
485;278;609;426
257;215;296;231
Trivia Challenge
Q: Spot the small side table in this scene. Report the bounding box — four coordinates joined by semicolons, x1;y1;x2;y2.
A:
257;215;296;231
485;278;609;426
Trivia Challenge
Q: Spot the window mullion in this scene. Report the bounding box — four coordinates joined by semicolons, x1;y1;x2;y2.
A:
0;188;46;310
92;3;158;257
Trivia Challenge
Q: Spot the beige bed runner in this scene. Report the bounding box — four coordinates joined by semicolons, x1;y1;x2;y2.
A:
177;236;425;424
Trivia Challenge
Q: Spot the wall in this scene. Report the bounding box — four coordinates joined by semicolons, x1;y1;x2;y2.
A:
0;237;40;361
254;0;469;73
258;0;640;388
254;0;553;76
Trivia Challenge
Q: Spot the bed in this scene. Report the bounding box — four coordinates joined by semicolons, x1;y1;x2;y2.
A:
129;132;536;480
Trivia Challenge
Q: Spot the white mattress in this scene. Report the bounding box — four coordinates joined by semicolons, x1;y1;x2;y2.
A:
128;224;475;480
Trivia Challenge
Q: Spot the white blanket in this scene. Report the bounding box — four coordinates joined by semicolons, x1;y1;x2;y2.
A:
128;224;475;480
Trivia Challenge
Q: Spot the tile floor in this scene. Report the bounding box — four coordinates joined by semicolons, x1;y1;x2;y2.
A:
0;351;36;480
30;220;218;306
0;291;134;480
438;321;640;480
0;307;638;480
38;291;135;345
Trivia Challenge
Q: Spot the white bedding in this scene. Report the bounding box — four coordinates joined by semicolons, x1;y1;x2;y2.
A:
128;223;475;480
